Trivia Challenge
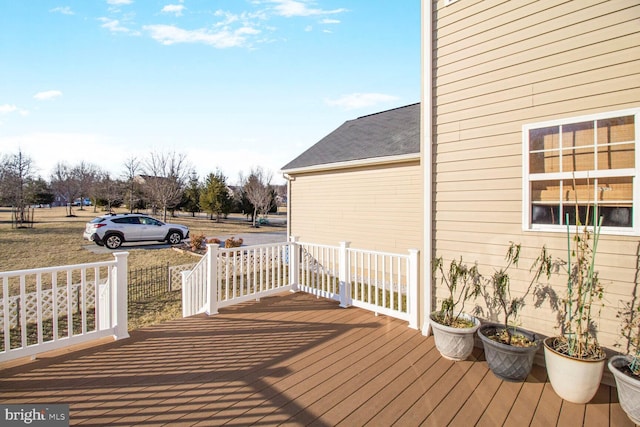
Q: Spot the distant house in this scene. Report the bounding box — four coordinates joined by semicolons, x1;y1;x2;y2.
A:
283;1;639;354
281;103;421;253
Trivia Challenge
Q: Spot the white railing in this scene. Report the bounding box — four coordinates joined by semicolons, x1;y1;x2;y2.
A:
181;254;209;317
297;242;341;301
182;239;419;329
347;247;419;328
0;252;129;362
182;242;292;316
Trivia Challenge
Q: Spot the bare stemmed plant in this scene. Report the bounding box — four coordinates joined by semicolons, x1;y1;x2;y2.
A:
432;256;482;327
551;182;606;360
485;242;553;346
617;297;640;376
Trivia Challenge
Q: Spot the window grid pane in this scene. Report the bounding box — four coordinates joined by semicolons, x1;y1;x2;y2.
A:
528;114;635;228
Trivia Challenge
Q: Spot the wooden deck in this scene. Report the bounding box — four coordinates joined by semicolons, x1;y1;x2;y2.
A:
0;292;635;426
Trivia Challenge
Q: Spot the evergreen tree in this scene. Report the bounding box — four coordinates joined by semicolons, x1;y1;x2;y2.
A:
199;170;231;222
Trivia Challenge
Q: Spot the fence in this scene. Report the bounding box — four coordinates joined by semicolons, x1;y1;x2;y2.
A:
0;252;129;362
182;240;419;329
128;263;197;303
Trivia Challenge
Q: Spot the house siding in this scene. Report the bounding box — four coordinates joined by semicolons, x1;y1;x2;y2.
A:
289;161;423;254
429;0;640;349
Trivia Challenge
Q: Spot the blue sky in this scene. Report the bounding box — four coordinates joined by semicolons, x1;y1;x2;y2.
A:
0;0;420;184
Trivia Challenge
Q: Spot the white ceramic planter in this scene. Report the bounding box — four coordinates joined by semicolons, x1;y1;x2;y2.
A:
543;337;606;404
609;355;640;425
429;312;480;361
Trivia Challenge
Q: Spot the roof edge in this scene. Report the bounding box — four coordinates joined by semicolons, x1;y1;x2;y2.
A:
280;153;420;176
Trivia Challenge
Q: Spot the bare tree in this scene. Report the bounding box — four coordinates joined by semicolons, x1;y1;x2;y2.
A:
143;151;190;221
95;172;123;212
0;149;35;225
122;156;142;213
241;167;273;227
72;161;100;210
50;162;81;216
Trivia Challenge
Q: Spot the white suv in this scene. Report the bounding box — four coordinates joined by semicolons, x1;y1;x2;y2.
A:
83;213;190;249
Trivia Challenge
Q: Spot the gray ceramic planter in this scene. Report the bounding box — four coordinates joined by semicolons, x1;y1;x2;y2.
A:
609;355;640;425
478;323;540;382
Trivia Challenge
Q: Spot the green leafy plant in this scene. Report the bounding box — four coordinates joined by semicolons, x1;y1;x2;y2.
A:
486;242;553;346
432;256;482;327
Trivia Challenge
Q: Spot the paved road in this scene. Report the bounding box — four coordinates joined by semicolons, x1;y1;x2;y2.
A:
83;230;288;254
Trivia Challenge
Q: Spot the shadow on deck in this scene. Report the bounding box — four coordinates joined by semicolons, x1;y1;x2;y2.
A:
0;292;634;426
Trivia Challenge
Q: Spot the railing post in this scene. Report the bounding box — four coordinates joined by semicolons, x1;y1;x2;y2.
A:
112;252;130;340
206;244;219;316
408;249;419;330
289;236;299;292
339;241;351;308
181;270;190;317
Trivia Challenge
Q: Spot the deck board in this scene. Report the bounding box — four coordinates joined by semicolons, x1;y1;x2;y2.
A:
0;292;633;426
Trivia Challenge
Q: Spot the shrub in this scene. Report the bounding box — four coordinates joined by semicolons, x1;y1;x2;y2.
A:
225;236;243;248
190;234;207;251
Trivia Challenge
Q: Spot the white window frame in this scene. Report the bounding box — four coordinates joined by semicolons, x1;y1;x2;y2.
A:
522;108;640;236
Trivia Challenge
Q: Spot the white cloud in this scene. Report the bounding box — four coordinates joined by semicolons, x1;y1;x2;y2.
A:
0;132;131;176
161;4;185;16
325;93;400;110
34;90;63;101
266;0;347;17
0;104;18;114
107;0;133;5
144;24;259;48
320;18;340;24
50;6;74;15
98;17;135;33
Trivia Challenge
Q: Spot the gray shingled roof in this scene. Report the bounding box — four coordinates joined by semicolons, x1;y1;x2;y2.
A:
281;103;420;171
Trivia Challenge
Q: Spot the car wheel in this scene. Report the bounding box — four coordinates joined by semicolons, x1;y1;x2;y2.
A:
167;231;182;245
95;240;105;247
104;234;123;249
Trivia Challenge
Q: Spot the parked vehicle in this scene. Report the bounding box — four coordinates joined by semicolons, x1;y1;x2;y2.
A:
73;198;92;206
83;213;189;249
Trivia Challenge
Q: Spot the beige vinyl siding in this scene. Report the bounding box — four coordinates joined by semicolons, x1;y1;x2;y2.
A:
430;0;640;349
289;161;422;254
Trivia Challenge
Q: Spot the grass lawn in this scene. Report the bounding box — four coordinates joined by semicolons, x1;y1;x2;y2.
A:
0;206;286;329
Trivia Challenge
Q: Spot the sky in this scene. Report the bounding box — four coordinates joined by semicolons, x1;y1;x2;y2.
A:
0;0;420;185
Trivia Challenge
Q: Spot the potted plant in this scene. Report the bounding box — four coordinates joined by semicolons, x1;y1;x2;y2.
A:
429;256;482;361
609;297;640;424
478;242;553;381
543;210;606;404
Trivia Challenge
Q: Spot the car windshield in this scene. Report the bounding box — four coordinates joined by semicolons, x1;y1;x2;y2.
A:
90;218;105;224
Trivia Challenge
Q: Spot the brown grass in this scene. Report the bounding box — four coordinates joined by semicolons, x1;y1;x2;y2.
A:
0;206;285;328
